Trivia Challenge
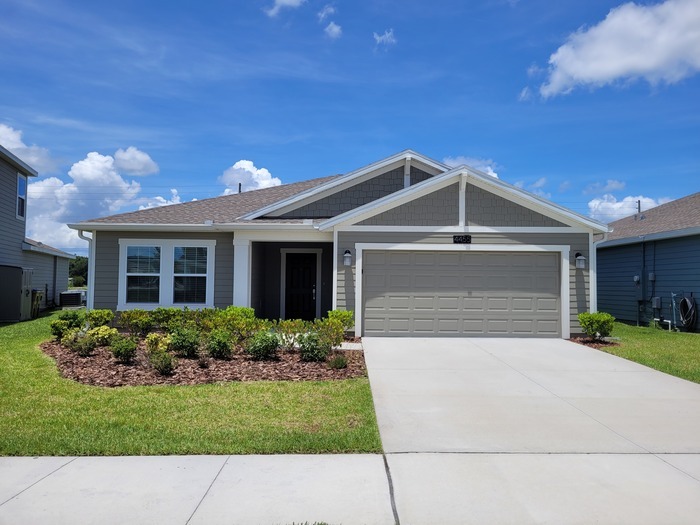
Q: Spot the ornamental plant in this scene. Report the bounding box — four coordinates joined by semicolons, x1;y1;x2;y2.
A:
245;331;279;360
110;335;137;364
86;309;114;328
578;312;615;340
86;326;119;346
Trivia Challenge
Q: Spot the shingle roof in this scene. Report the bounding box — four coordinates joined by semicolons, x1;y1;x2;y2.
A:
607;192;700;241
81;175;341;225
23;238;75;258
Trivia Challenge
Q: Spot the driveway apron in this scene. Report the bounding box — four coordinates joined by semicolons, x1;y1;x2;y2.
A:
364;337;700;524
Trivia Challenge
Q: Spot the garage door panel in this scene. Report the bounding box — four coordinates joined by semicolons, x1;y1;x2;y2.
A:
363;250;561;337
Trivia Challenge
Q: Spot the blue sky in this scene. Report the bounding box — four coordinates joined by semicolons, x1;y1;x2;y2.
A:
1;0;699;254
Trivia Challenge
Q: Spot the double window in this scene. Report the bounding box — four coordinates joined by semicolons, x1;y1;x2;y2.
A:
118;239;216;310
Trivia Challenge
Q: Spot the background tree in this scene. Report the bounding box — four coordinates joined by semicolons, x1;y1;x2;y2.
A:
69;256;88;286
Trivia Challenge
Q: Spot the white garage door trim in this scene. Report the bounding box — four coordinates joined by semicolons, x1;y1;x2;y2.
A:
354;243;570;338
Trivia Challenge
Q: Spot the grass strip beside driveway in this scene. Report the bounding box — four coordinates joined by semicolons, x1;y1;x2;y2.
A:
0;313;381;456
599;322;700;384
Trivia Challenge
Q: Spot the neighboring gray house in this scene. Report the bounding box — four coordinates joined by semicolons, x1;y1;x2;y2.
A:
597;192;700;330
0;144;74;320
70;150;609;338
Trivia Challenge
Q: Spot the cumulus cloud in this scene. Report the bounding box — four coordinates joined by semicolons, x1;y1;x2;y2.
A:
443;155;499;178
318;4;335;22
0;124;57;174
138;189;182;210
219;160;282;194
325;21;342;39
584;179;626;194
114;146;159;176
265;0;306;17
540;0;700;97
588;194;672;222
374;29;397;48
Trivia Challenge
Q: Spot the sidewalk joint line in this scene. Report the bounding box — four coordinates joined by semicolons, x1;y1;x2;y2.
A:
382;453;401;525
185;455;230;525
0;457;78;507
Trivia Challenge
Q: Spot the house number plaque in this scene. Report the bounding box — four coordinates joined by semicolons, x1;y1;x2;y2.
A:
453;235;472;244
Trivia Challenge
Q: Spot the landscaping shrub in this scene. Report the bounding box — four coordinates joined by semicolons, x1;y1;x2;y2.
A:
145;332;171;353
578;312;616;340
169;326;201;358
245;331;279;360
86;309;114;328
86;326;119;346
148;348;177;375
327;309;354;333
275;318;309;352
150;307;184;330
110;335;137;364
58;309;87;328
298;332;330;362
119;309;154;336
205;328;232;360
215;306;267;344
327;352;348;369
61;329;96;357
313;317;344;349
50;319;71;341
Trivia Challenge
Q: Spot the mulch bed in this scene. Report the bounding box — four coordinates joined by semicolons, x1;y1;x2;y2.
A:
569;337;620;350
40;341;367;388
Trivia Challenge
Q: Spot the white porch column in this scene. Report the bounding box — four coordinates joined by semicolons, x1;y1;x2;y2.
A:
233;239;251;306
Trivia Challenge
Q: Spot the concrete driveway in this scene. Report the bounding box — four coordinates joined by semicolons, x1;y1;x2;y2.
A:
364;337;700;524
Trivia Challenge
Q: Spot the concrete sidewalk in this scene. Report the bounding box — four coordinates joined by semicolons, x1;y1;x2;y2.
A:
0;455;396;525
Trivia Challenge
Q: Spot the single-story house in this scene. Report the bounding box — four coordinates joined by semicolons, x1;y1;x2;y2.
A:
0;144;74;321
597;192;700;331
69;150;609;338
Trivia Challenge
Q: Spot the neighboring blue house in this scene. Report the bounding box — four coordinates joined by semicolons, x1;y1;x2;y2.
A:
597;192;700;331
0;144;74;321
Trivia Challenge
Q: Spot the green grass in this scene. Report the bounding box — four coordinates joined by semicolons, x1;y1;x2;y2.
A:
0;312;381;456
598;322;700;384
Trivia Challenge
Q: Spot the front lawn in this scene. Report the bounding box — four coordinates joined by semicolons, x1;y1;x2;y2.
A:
598;322;700;384
0;312;381;456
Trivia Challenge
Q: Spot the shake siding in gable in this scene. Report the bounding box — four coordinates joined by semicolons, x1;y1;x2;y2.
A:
93;231;234;310
359;184;459;226
465;184;566;227
0;159;26;267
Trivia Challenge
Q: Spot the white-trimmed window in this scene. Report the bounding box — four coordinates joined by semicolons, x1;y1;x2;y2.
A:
118;239;216;310
16;174;27;220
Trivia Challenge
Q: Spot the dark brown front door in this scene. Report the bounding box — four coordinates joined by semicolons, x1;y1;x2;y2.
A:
285;252;317;320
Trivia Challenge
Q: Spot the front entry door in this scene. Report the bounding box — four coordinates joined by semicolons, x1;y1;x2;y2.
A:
285;252;318;320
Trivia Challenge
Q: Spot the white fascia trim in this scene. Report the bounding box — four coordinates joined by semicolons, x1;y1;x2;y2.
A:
0;144;38;177
337;225;590;234
22;242;76;259
117;238;216;311
241;150;449;220
597;226;700;248
319;167;464;231
234;229;333;242
353;243;571;339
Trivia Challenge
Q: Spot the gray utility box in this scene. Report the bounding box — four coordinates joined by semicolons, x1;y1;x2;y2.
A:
0;266;34;322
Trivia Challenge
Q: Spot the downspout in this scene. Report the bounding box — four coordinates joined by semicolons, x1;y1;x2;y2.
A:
77;230;95;310
591;231;609;313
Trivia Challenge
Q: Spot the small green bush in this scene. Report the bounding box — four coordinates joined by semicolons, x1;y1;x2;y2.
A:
275;318;309;352
110;335;137;364
50;319;71;341
327;352;348;369
245;331;279;360
72;275;86;287
578;312;615;340
313;317;344;349
86;309;114;328
145;332;171;353
205;328;232;360
169;326;200;358
61;329;96;357
86;326;119;346
150;307;184;330
119;309;154;336
148;348;176;375
298;332;330;362
327;310;354;332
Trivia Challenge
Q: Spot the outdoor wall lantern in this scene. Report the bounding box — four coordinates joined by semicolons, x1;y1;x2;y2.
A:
575;252;587;270
343;249;353;267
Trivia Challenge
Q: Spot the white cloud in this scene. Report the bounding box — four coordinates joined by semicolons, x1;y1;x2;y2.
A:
373;29;397;48
325;21;342;39
0;124;57;174
138;189;181;210
518;86;532;102
584;179;626;194
541;0;700;97
318;4;335;22
531;177;547;189
559;180;572;192
265;0;306;17
219;160;282;194
114;146;159;176
443;155;499;178
588;194;672;222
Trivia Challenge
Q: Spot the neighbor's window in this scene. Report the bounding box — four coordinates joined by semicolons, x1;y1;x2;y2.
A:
173;247;207;303
125;246;161;303
16;174;27;219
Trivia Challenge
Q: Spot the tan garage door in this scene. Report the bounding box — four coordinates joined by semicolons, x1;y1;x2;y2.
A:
363;250;560;337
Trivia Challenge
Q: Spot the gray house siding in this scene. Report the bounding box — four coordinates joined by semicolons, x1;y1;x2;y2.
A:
93;231;234;310
0;157;26;267
359;184;460;226
22;252;70;309
598;235;700;330
337;231;589;333
466;184;566;227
